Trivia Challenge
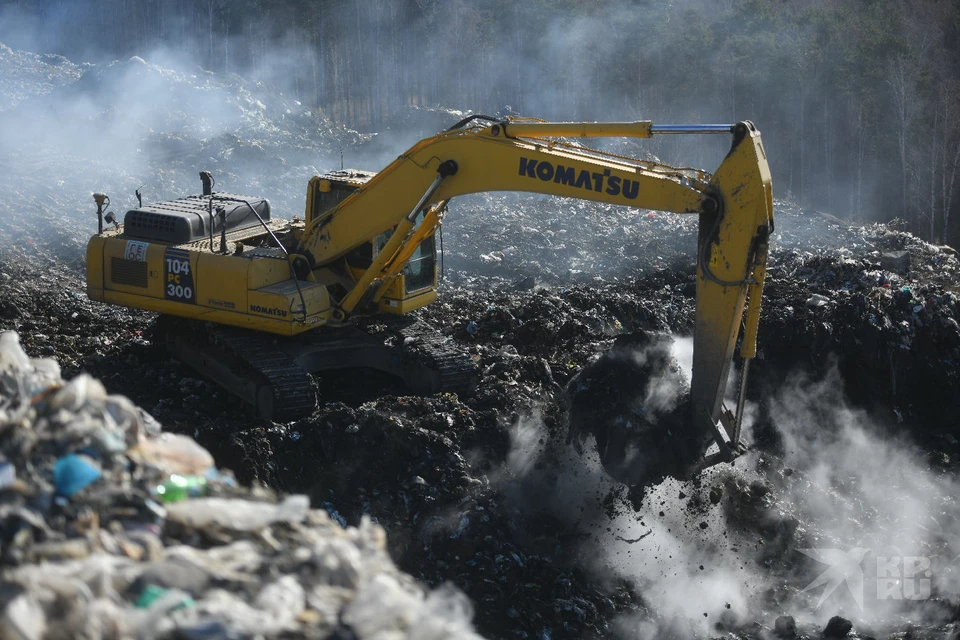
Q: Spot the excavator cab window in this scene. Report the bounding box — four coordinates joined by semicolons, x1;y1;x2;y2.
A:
404;234;435;293
401;210;436;293
346;217;435;293
309;171;374;223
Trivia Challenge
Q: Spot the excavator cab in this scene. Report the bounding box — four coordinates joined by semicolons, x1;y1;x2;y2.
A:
305;170;374;224
311;171;440;315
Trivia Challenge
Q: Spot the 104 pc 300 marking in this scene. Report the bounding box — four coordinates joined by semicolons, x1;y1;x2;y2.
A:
164;247;195;304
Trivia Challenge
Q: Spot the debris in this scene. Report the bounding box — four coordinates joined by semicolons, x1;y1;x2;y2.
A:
0;583;46;640
153;474;208;503
52;453;102;497
774;615;797;638
165;495;310;531
0;461;16;490
822;615;853;638
130;433;215;476
0;330;484;638
806;293;831;308
881;250;911;274
709;485;723;505
615;531;653;544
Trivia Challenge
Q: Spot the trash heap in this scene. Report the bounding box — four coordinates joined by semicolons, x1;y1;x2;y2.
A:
3;193;959;638
0;332;484;640
0;43;88;111
3;39;960;639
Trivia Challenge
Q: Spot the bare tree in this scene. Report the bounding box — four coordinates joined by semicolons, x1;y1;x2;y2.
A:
940;81;960;246
888;54;916;225
852;100;867;221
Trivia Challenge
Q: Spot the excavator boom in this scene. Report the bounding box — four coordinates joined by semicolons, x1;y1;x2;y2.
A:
300;119;716;263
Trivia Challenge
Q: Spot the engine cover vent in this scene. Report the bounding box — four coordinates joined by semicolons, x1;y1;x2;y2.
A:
123;193;271;244
111;257;148;287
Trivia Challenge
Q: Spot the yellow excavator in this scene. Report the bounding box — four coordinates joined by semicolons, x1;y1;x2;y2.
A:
86;116;773;481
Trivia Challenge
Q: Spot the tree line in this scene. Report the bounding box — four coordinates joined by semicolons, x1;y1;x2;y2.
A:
3;0;960;244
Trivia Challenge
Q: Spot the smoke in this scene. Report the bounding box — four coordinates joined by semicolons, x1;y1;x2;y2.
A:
3;0;935;232
640;337;692;416
501;338;960;637
770;366;960;625
0;38;354;262
505;412;548;479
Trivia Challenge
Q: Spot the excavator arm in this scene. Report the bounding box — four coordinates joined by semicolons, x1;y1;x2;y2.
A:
300;118;716;261
299;117;773;458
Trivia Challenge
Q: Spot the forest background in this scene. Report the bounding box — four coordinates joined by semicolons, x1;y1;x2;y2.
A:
2;0;959;245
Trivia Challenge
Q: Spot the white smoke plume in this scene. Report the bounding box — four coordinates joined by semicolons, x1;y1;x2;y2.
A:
502;338;960;637
770;366;960;626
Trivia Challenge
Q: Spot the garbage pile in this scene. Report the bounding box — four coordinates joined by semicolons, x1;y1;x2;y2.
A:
439;192;699;285
0;43;88;111
2;40;960;640
433;197;960;440
1;190;959;640
0;331;484;640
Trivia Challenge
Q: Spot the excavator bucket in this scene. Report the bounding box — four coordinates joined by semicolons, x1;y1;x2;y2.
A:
691;122;773;460
568;122;773;486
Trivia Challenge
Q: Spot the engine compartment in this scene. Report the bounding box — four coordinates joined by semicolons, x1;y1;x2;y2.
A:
123;193;271;244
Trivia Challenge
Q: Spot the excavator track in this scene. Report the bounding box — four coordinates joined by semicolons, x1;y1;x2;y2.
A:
391;320;478;397
209;327;318;422
160;318;317;422
160;316;476;423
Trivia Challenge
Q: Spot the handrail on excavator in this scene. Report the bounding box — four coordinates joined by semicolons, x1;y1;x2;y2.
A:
649;124;735;134
500;120;738;139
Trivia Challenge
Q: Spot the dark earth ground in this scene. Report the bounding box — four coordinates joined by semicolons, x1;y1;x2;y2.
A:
1;193;959;639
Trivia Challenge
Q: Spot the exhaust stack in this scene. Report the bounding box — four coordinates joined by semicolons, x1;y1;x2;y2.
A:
200;171;213;196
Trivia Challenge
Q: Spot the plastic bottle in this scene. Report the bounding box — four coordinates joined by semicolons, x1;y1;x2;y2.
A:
153;474;207;503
